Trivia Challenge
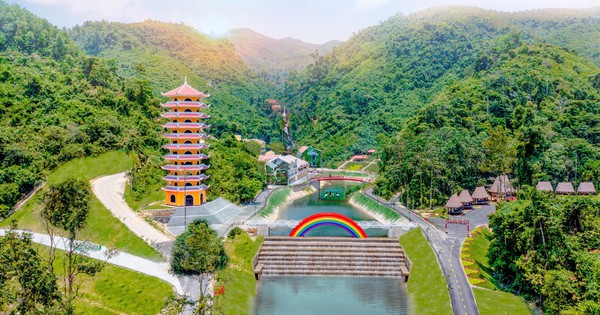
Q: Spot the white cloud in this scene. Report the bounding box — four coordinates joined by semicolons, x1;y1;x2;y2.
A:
355;0;391;10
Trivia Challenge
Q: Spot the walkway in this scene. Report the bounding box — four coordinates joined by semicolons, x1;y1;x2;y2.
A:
363;188;480;315
0;229;184;295
91;173;173;245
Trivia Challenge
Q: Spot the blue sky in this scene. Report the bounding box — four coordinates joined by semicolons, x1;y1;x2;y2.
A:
9;0;599;44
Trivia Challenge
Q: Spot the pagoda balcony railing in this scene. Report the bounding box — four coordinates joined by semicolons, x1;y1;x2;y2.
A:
163;133;208;140
162;184;210;192
161;112;210;119
163;174;210;182
164;154;210;161
161;164;210;171
163;143;210;150
162;122;210;129
161;101;209;109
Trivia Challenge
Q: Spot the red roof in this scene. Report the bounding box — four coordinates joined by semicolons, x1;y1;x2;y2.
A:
351;155;368;160
367;149;376;153
162;80;209;98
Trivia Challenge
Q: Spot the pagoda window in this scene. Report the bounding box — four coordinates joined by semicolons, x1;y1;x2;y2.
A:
184;140;191;144
184;151;192;155
184;120;192;123
184;98;192;102
174;98;178;102
174;162;178;165
196;151;200;154
196;109;199;112
185;109;192;112
185;183;192;186
174;183;178;186
175;172;178;175
196;120;200;122
174;109;178;112
184;130;192;134
170;195;176;203
174;130;178;133
196;172;200;175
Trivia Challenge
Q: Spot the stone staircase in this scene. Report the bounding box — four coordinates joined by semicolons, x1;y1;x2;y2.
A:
253;237;410;281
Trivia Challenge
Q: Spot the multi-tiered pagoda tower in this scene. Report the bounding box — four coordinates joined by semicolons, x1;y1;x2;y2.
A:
161;80;210;207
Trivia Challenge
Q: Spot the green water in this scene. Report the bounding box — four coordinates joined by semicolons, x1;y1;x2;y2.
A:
256;186;408;314
255;276;409;315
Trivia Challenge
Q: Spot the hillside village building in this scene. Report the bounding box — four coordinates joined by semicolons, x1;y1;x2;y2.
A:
161;80;211;206
265;155;309;185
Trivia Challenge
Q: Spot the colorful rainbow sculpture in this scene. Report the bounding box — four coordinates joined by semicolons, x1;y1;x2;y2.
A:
289;212;368;238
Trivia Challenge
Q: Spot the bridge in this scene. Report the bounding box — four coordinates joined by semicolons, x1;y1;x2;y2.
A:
312;175;372;183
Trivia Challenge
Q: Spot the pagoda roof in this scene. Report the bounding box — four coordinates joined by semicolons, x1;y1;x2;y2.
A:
472;186;489;199
536;181;554;192
163;133;209;140
446;194;462;209
162;122;210;129
163;174;209;182
161;164;210;172
162;112;210;119
161;102;209;109
164;154;210;161
458;190;473;203
161;80;209;98
162;185;210;192
163;143;210;150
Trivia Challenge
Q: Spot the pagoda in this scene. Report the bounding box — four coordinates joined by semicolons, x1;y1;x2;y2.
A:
161;79;211;206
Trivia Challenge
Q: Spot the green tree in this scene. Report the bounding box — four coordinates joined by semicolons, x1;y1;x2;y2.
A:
0;223;61;313
171;219;228;314
42;178;102;314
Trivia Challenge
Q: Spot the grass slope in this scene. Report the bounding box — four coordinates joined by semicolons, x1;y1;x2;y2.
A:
352;193;401;220
473;288;532;315
399;228;452;315
258;188;291;218
462;227;532;314
215;233;264;315
36;244;174;315
1;151;164;261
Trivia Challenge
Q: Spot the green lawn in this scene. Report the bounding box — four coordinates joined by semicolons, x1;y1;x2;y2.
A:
123;183;168;211
462;227;533;314
214;233;264;315
258;188;291;218
399;228;452;315
1;151;164;261
461;227;499;290
365;163;379;173
473;288;532;315
343;162;365;171
33;244;174;315
351;193;401;221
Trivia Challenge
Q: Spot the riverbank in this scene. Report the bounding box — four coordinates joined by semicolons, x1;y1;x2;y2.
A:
259;186;316;221
349;193;402;224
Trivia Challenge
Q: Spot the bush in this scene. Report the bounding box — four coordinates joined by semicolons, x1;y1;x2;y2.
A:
227;227;244;239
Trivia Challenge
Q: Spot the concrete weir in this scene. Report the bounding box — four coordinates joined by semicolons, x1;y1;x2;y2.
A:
253;236;410;281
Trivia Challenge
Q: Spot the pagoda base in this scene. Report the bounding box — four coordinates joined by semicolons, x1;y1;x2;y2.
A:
164;189;207;206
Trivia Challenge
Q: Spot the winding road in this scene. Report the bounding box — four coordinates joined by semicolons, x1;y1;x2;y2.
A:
364;187;480;315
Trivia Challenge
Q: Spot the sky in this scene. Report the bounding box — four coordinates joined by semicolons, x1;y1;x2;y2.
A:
8;0;600;44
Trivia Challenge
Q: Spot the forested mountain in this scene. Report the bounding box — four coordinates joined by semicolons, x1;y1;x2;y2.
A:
277;6;599;201
69;20;279;140
225;28;339;84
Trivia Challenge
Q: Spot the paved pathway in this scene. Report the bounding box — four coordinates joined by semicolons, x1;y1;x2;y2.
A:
363;188;480;315
0;229;184;295
91;173;173;245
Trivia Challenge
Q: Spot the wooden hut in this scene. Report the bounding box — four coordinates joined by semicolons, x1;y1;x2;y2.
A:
445;194;463;215
472;186;490;205
489;175;516;201
458;190;474;209
535;181;554;192
555;182;575;195
577;182;596;195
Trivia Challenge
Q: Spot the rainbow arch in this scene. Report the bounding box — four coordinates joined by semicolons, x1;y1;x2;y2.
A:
289;212;367;238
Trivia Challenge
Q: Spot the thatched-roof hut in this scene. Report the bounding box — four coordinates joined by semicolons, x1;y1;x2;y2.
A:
577;182;596;195
536;181;554;192
489;175;516;201
459;190;473;208
446;194;463;215
472;186;490;205
555;182;575;195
